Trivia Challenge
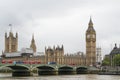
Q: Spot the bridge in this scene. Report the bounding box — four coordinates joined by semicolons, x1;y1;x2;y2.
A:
0;63;97;76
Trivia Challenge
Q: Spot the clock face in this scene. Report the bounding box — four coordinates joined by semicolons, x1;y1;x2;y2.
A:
92;34;95;38
87;35;90;38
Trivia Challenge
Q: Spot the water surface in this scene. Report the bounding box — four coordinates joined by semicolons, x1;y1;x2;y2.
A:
0;73;120;80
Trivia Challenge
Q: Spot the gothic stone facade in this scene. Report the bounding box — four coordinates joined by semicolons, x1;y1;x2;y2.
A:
45;45;64;64
3;18;96;66
64;52;86;65
5;31;18;53
86;18;96;66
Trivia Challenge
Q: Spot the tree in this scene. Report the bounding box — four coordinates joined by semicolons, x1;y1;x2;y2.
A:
113;54;120;66
102;57;110;66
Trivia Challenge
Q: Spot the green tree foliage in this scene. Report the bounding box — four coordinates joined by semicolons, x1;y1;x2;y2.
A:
113;54;120;66
102;57;110;66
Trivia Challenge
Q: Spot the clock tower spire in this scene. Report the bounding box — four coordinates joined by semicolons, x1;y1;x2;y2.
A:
86;17;96;66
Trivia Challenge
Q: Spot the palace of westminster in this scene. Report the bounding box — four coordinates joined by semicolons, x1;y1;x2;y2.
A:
1;18;102;66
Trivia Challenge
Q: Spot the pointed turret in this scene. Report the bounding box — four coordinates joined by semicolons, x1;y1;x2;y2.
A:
87;17;95;32
89;17;93;26
61;45;64;55
114;43;117;49
62;45;64;50
53;45;55;50
5;32;7;38
45;46;47;53
30;34;36;53
16;32;18;38
32;34;35;42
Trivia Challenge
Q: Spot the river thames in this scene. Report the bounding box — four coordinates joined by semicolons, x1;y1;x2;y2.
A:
0;73;120;80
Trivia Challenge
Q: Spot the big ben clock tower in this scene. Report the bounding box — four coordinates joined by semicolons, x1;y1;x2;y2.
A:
86;17;96;66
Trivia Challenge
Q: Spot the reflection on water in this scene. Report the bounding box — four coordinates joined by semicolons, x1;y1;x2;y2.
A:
0;73;120;80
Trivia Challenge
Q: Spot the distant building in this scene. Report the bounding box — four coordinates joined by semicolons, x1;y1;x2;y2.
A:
110;44;120;56
110;44;120;66
102;44;120;66
96;47;102;64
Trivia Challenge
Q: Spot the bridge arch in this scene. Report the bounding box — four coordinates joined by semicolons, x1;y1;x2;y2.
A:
76;66;88;74
34;64;57;75
0;64;31;76
32;64;56;70
58;65;74;74
0;64;29;70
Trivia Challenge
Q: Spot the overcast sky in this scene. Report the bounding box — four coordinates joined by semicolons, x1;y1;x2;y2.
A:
0;0;120;57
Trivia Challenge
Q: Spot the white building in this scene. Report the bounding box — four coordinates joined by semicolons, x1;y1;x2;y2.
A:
96;47;102;64
3;48;34;58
